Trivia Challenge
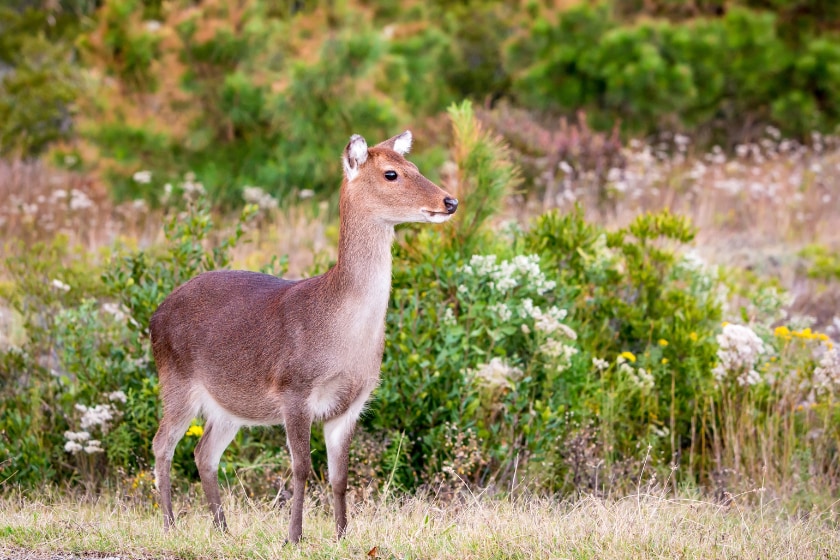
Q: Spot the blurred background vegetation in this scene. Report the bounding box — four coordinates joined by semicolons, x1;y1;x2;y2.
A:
3;0;840;204
2;0;840;512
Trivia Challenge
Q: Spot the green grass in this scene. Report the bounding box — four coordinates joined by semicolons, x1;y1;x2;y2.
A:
1;490;838;559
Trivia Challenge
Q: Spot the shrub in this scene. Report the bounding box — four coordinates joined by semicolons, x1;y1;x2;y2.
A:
0;202;258;487
506;3;840;144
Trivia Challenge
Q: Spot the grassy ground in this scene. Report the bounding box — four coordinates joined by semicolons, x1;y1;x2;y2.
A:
1;491;838;559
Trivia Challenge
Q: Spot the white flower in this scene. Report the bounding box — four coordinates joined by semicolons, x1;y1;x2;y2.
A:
592;357;609;371
637;368;655;390
555;323;577;340
442;307;456;326
102;302;128;322
181;175;206;200
540;340;578;367
64;431;90;442
712;324;766;386
108;390;128;404
529;305;569;335
473;255;497;275
51;279;70;292
619;363;654;391
298;189;315;199
76;403;116;432
461;254;556;295
69;189;93;210
132;170;152;184
242;186;278;210
813;347;840;395
84;440;104;454
64;441;83;454
489;302;512;323
469;357;522;390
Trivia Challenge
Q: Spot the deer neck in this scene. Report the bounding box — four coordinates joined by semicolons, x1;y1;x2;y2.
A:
326;205;395;305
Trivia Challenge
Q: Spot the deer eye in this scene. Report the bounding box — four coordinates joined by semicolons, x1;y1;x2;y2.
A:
384;170;398;181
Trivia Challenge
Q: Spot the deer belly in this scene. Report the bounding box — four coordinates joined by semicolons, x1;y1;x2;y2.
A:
306;375;375;421
193;383;285;427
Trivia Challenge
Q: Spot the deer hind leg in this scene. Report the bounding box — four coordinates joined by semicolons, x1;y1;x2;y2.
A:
194;420;239;531
285;412;313;544
152;394;195;531
323;413;357;539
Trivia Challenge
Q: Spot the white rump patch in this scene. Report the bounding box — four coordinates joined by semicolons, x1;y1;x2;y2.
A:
343;134;368;181
393;130;412;155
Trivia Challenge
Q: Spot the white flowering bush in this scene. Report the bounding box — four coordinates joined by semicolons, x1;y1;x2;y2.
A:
712;323;767;387
813;347;840;396
373;243;584;490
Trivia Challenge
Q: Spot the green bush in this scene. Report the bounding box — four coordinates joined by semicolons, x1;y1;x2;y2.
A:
0;202;258;487
507;3;840;143
0;8;83;157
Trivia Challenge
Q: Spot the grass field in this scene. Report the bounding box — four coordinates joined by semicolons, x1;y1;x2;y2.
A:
1;490;838;559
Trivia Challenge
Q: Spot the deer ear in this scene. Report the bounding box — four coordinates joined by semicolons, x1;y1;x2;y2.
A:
342;134;368;181
376;130;412;156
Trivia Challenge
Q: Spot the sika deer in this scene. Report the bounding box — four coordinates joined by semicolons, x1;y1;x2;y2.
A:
150;131;457;543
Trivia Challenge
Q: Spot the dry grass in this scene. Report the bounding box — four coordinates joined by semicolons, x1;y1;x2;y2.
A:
0;490;837;559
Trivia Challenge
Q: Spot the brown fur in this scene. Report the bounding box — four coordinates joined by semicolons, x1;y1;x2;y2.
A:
149;131;457;543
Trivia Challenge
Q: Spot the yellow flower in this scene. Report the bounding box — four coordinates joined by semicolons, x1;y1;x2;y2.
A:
774;325;791;338
186;424;204;438
689;332;698;342
661;358;669;365
722;321;730;327
658;339;668;347
620;351;637;363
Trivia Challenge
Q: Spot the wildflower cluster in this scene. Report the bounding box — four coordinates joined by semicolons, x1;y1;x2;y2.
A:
774;325;832;345
617;352;655;391
242;186;279;212
63;391;126;455
468;357;522;391
713;324;766;387
454;253;578;395
162;172;206;204
63;431;103;455
813;347;840;395
520;299;578;368
460;254;556;295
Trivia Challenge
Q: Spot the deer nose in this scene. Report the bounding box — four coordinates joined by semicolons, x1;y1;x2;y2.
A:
444;197;459;214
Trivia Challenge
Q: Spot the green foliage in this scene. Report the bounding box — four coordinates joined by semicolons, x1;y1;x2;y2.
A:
507;3;840;142
444;100;520;252
437;1;515;101
0;203;257;486
8;0;840;169
801;244;840;281
91;0;161;91
0;8;82;157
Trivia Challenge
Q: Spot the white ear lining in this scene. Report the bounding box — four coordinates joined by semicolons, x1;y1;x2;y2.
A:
393;130;412;155
343;134;368;181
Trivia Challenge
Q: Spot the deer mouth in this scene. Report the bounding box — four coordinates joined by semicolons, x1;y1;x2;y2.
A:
421;209;453;223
